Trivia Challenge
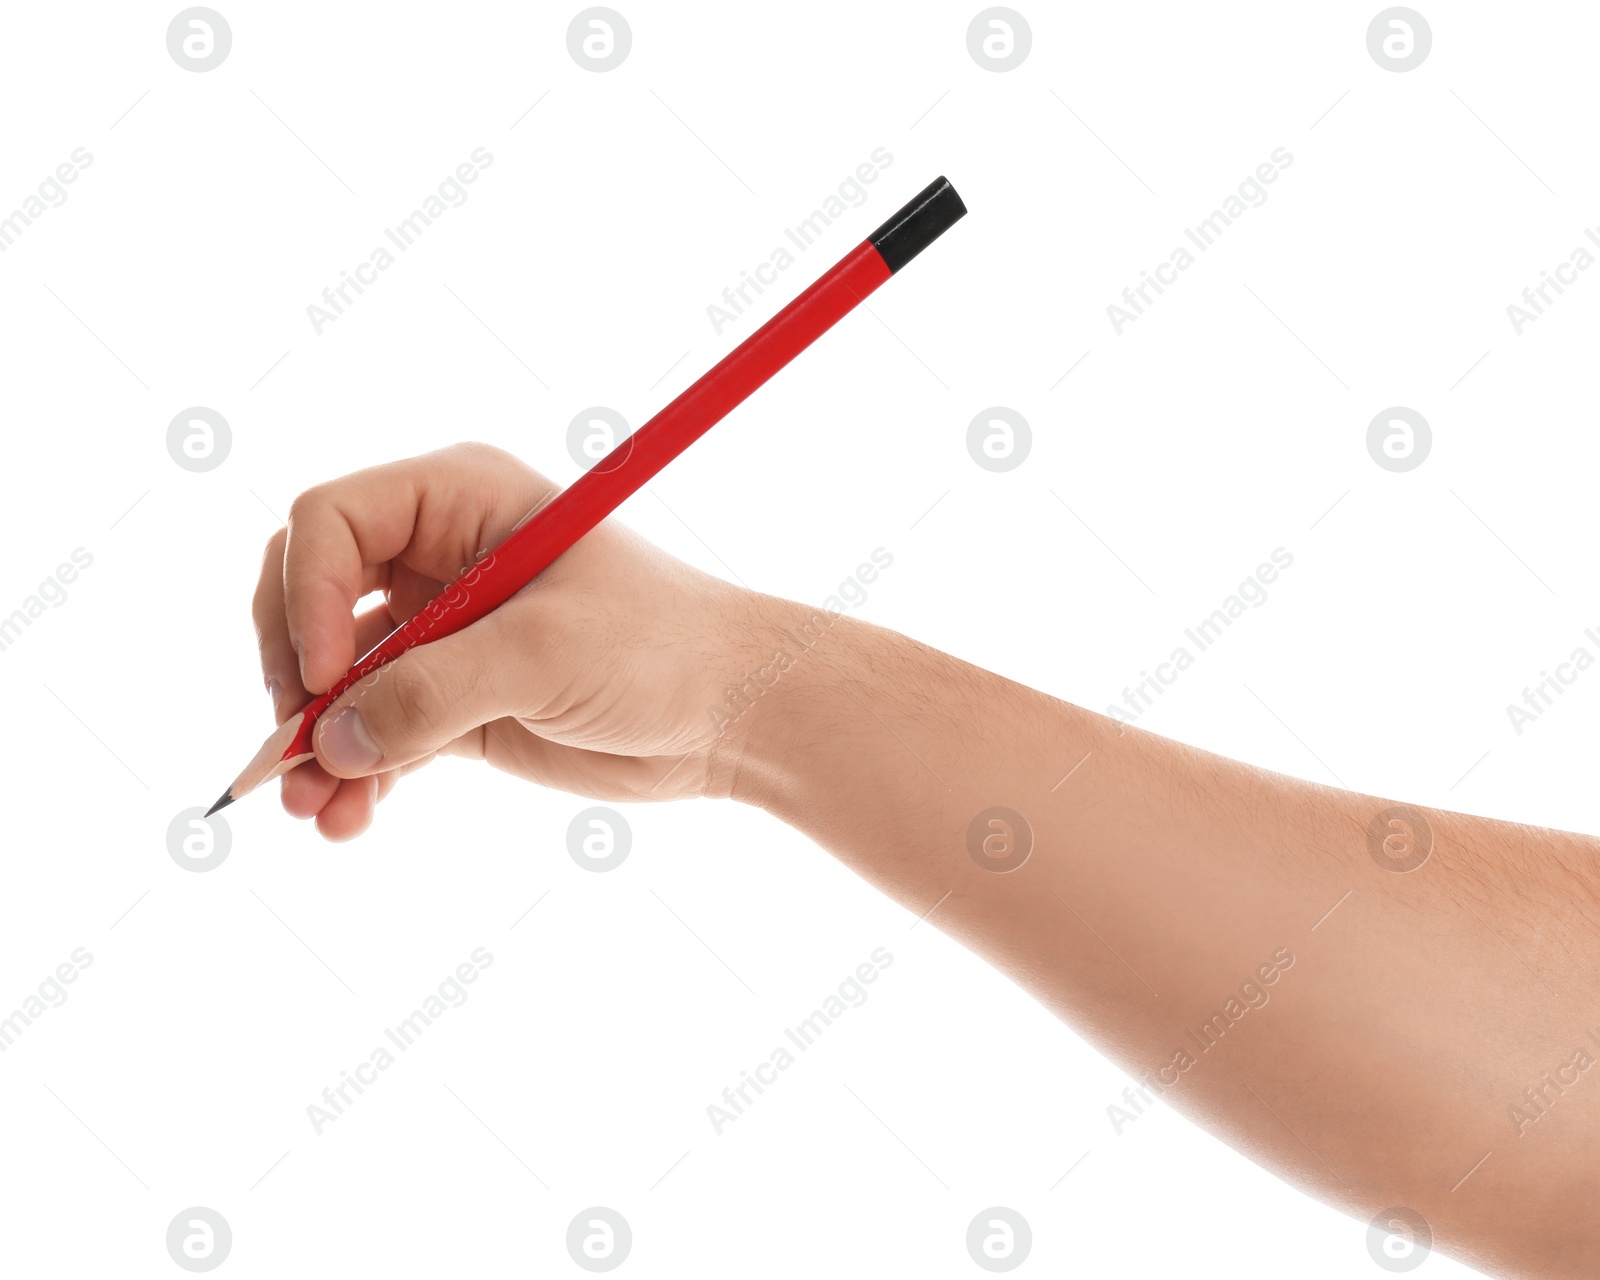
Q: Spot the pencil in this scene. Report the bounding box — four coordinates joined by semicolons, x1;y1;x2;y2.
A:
207;175;967;815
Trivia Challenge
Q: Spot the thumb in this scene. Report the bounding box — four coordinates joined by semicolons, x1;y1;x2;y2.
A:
312;621;514;779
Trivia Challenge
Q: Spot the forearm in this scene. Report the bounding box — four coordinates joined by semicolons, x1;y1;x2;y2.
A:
722;600;1600;1278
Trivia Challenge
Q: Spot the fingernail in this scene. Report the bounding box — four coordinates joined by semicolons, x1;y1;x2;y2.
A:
266;677;281;713
320;706;382;772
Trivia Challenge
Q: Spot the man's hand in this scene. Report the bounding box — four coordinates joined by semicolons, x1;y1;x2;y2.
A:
253;443;771;839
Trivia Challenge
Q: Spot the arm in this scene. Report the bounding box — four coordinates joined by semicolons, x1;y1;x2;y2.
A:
258;445;1594;1278
725;605;1599;1279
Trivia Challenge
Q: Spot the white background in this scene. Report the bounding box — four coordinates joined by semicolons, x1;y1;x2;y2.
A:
0;1;1589;1274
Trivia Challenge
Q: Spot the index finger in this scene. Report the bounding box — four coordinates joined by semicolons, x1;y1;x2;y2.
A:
280;444;555;693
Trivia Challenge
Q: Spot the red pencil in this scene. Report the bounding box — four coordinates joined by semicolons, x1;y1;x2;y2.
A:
207;176;966;814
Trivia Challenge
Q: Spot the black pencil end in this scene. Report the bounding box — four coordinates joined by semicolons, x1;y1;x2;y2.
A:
204;789;234;818
868;176;967;274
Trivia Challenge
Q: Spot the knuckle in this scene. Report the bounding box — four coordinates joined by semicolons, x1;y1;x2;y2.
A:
259;525;288;568
448;441;551;495
371;659;452;745
285;481;337;532
451;440;511;467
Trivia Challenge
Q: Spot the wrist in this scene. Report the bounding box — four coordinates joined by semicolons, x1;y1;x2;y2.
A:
704;593;869;810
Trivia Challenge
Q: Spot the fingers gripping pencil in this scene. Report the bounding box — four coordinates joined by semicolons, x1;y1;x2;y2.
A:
207;176;966;815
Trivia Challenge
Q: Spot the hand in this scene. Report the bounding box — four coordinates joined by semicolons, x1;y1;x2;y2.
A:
253;443;774;840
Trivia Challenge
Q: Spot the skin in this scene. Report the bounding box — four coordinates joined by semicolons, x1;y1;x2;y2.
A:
256;443;1599;1278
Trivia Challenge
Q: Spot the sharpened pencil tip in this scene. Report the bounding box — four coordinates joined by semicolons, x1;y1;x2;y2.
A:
204;790;234;818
